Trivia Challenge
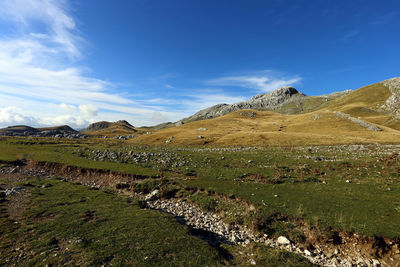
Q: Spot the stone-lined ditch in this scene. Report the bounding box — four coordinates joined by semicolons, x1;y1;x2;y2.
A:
146;198;381;267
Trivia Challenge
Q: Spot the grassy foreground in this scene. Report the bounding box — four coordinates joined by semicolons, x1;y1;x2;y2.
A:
1;136;400;242
0;176;313;266
1;136;400;241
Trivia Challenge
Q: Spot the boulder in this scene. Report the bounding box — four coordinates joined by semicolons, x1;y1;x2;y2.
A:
277;236;291;245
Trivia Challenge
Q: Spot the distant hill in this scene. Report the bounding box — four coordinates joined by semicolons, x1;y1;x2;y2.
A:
130;77;400;146
38;125;77;133
0;124;84;138
81;120;137;137
0;125;40;134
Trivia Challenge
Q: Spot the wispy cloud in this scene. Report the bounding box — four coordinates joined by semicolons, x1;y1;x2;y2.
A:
340;30;360;43
0;1;305;128
0;0;80;58
206;71;302;92
0;0;182;128
182;92;246;113
369;11;396;26
0;106;91;128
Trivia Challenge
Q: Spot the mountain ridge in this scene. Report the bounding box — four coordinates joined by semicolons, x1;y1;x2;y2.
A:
130;77;400;146
176;86;356;126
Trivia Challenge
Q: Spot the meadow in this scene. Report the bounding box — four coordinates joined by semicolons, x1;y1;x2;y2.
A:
1;136;400;265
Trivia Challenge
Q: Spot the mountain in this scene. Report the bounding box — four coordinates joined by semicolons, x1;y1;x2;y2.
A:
81;120;137;137
180;87;306;123
178;86;353;124
130;77;400;146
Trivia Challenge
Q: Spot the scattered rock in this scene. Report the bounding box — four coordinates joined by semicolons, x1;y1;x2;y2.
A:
5;187;26;196
145;189;160;201
304;249;313;256
333;111;382;131
277;236;291;245
372;259;381;266
41;183;52;188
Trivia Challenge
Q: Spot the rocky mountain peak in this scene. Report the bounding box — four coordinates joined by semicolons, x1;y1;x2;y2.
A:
250;87;302;101
116;120;133;127
270;86;301;97
181;86;306;123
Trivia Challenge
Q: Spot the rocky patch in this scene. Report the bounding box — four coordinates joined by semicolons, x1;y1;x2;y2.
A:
75;148;189;168
381;77;400;117
333;111;382;131
147;198;381;267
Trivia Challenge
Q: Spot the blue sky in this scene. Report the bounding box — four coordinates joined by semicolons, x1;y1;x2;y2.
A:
0;0;399;128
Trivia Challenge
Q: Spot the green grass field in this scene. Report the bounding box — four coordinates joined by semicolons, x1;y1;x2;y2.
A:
0;176;313;266
1;136;400;264
1;137;400;240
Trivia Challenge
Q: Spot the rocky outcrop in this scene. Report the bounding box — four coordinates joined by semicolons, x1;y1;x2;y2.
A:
81;121;112;132
380;77;400;117
333;111;382;131
181;87;306;123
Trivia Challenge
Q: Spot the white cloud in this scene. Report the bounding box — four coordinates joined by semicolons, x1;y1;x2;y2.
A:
78;104;98;117
0;0;80;58
39;115;90;128
151;112;168;123
0;106;91;129
206;71;302;92
181;92;246;113
0;1;304;128
0;107;35;125
0;0;163;127
59;103;76;111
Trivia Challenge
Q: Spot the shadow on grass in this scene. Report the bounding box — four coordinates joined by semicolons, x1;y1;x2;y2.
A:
169;214;234;262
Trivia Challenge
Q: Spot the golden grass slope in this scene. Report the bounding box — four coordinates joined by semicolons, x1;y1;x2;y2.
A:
130;81;400;146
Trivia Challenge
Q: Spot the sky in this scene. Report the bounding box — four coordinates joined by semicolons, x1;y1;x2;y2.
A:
0;0;399;128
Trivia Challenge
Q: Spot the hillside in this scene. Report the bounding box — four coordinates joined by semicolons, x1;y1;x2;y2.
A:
0;125;83;138
38;125;77;133
178;86;353;125
131;78;400;146
81;120;138;137
0;125;40;134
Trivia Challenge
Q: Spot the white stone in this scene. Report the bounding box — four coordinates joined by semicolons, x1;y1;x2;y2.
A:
304;249;312;256
372;259;380;267
277;236;290;245
144;189;159;201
